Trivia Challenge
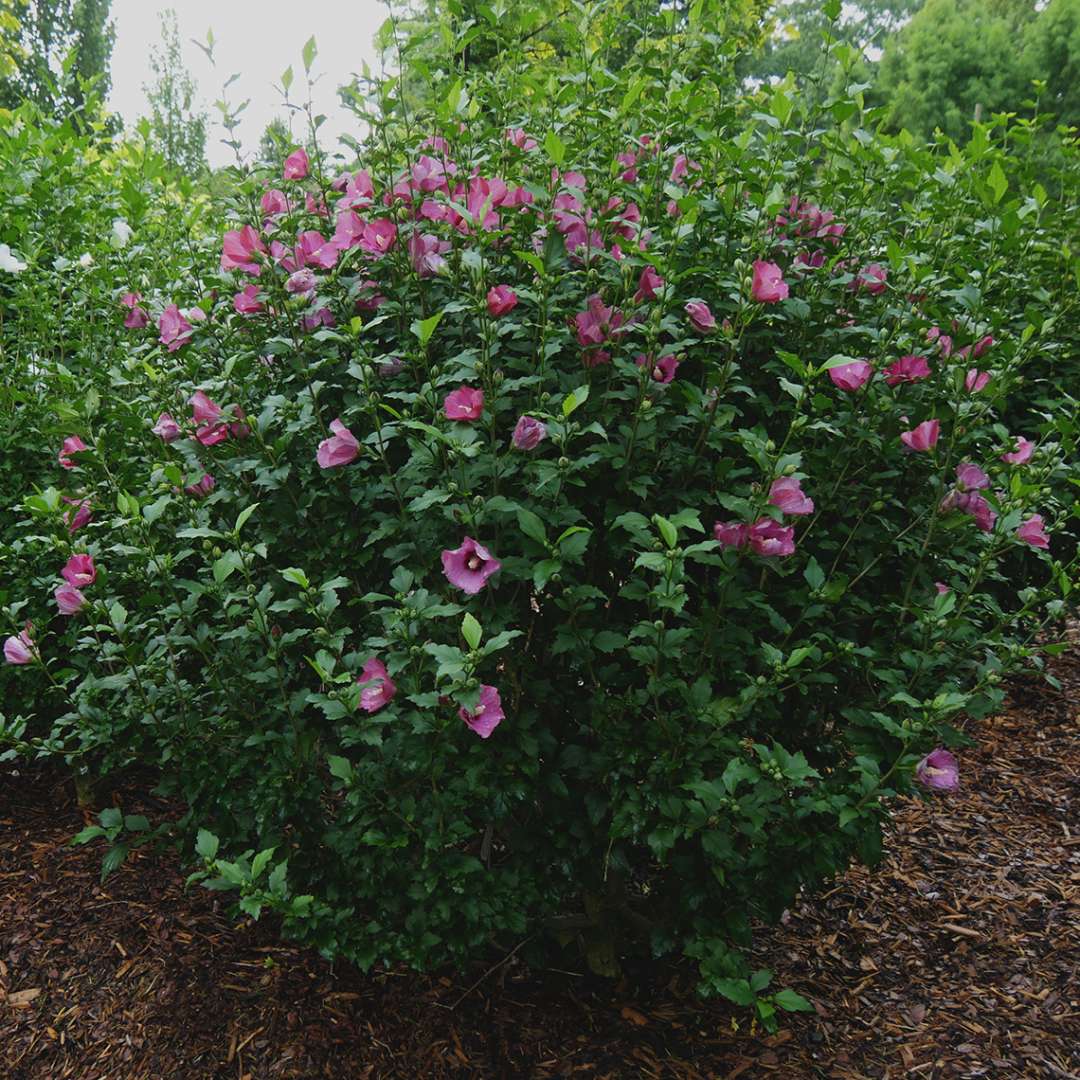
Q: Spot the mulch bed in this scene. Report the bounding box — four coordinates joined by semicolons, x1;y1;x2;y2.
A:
2;648;1077;1079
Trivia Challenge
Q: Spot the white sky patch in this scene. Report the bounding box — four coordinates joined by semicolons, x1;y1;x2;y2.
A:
107;0;389;167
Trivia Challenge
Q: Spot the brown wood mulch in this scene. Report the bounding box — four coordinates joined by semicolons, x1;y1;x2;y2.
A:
2;647;1078;1079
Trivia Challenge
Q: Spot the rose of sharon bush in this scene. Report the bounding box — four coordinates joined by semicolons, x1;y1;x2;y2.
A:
1;18;1076;1006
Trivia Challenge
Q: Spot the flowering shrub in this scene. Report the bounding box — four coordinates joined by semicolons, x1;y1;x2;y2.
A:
2;15;1078;1002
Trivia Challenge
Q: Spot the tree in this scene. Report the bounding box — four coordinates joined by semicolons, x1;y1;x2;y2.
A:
257;115;291;169
0;0;115;117
0;0;21;82
877;0;1038;142
1022;0;1080;126
142;8;206;174
739;0;923;91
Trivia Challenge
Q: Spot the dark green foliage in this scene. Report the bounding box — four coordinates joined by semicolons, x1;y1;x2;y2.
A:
0;0;115;118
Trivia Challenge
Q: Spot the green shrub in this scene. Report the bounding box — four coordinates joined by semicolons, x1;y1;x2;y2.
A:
2;11;1077;1008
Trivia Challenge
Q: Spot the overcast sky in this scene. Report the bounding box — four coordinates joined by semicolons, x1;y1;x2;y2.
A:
107;0;389;167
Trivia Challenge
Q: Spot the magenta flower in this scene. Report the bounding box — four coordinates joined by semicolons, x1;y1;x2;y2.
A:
670;153;699;182
751;260;788;303
184;473;216;499
900;419;940;452
339;170;374;209
190;390;221;425
749;517;796;557
768;476;814;516
63;496;92;534
121;291;149;329
54;583;86;616
159;305;194;352
190;391;228;447
572;294;626;356
713;521;750;550
1001;436;1034;465
4;626;36;665
916;748;959;790
441;536;501;595
234;284;265;314
965;369;991;393
633;266;664;303
409;232;450;277
828;359;873;392
512;415;547;450
360;219;397;256
1017;514;1049;549
935;582;951;595
941;489;996;533
853;263;887;294
62;554;96;587
972;334;994;359
301;307;335;332
506;127;537;151
636;353;679;383
444;387;484;422
685;301;716;333
460;684;505;739
220;225;267;275
332;210;364;250
283;147;309;180
152;412;181;442
260;189;290;216
884;355;931;387
486;285;518;317
295;230;339;269
357;657;397;714
58;435;87;470
955;463;990;491
316;418;360;469
286;268;317;297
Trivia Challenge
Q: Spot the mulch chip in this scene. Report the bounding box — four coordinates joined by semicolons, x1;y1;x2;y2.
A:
2;643;1077;1079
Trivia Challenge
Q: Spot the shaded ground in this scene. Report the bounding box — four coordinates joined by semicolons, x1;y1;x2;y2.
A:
2;646;1077;1079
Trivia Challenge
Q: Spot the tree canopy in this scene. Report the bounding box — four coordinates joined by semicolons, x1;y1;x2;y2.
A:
0;0;115;118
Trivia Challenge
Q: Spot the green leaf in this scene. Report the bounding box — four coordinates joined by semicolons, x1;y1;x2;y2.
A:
653;515;678;549
562;385;589;417
750;969;773;992
517;508;548;545
70;825;106;845
410;309;444;345
213;551;243;585
234;503;259;533
592;630;625;653
774;988;814;1012
327;755;354;782
819;353;860;372
100;845;129;882
514;249;545;277
543;129;566;166
123;815;150;832
715;978;755;1006
251;847;276;879
987;161;1007;205
461;612;483;650
281;65;293;92
302;35;317;74
770;90;793;126
196;829;219;860
99;806;123;830
142;494;171;524
281;567;310;588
